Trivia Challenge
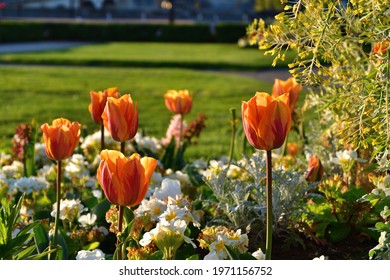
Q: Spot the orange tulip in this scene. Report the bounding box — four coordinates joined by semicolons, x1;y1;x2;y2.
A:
305;155;325;183
164;90;192;115
242;92;291;151
287;142;299;157
373;39;389;56
101;94;138;142
41;118;81;161
88;87;120;125
272;77;302;112
97;150;158;207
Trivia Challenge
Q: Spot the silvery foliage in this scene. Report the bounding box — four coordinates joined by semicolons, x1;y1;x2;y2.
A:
203;151;307;231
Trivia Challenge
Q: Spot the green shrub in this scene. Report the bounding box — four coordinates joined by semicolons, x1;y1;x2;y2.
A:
215;23;247;43
0;21;215;43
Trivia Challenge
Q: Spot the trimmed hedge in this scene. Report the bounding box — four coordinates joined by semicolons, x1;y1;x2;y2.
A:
0;21;246;43
215;23;247;43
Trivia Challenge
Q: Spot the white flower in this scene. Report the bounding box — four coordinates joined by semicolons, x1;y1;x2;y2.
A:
252;248;265;260
92;189;102;199
78;213;97;227
76;249;105;260
164;196;201;227
10;176;48;194
376;149;389;169
0;152;12;167
51;199;86;221
153;178;181;200
0;173;8;188
64;154;90;180
134;133;162;154
331;150;366;165
37;164;56;179
146;172;164;197
20;205;34;219
313;255;327;260
1;161;23;179
159;204;187;223
226;229;249;254
207;235;229;260
80;129;115;150
167;170;191;187
35;142;51;165
136;197;167;221
204;251;220;260
96;226;109;236
140;219;195;249
191;159;207;170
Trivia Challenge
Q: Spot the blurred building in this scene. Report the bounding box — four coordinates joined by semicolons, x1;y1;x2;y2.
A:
0;0;282;22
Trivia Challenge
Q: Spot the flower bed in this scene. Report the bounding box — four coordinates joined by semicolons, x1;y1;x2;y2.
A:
0;0;389;260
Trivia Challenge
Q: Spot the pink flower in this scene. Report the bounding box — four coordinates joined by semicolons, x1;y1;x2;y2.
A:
162;114;187;147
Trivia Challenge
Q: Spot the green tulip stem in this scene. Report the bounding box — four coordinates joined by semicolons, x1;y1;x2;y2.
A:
117;205;124;260
227;108;236;169
50;160;62;260
179;113;184;148
101;124;105;151
116;141;126;260
120;141;126;155
265;150;273;260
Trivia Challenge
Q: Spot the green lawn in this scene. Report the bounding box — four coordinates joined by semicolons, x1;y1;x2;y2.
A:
0;42;294;70
0;65;272;160
0;42;296;160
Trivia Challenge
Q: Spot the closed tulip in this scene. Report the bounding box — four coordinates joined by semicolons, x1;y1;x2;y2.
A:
97;150;158;207
373;39;389;56
41;118;81;161
164;90;192;115
272;77;302;112
101;94;138;142
88;87;119;125
242;92;291;151
305;155;325;183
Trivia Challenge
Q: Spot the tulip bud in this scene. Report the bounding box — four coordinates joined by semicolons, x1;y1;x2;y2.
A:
242;92;291;151
97;150;158;207
88;87;119;125
305;155;325;183
101;94;138;142
272;77;302;113
164;90;192;115
41;118;81;161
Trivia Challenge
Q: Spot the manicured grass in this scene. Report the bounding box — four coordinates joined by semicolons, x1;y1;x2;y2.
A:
0;65;271;160
0;42;295;70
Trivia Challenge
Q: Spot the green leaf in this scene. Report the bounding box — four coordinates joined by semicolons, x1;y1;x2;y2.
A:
14;245;36;260
83;196;99;210
123;207;134;226
375;222;390;232
328;223;351;243
28;248;57;260
146;250;164;260
238;252;257;260
82;241;100;251
118;219;134;243
55;231;68;260
92;198;111;222
186;254;199;260
161;137;176;169
33;224;49;255
17;221;40;237
225;245;240;260
341;187;367;202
